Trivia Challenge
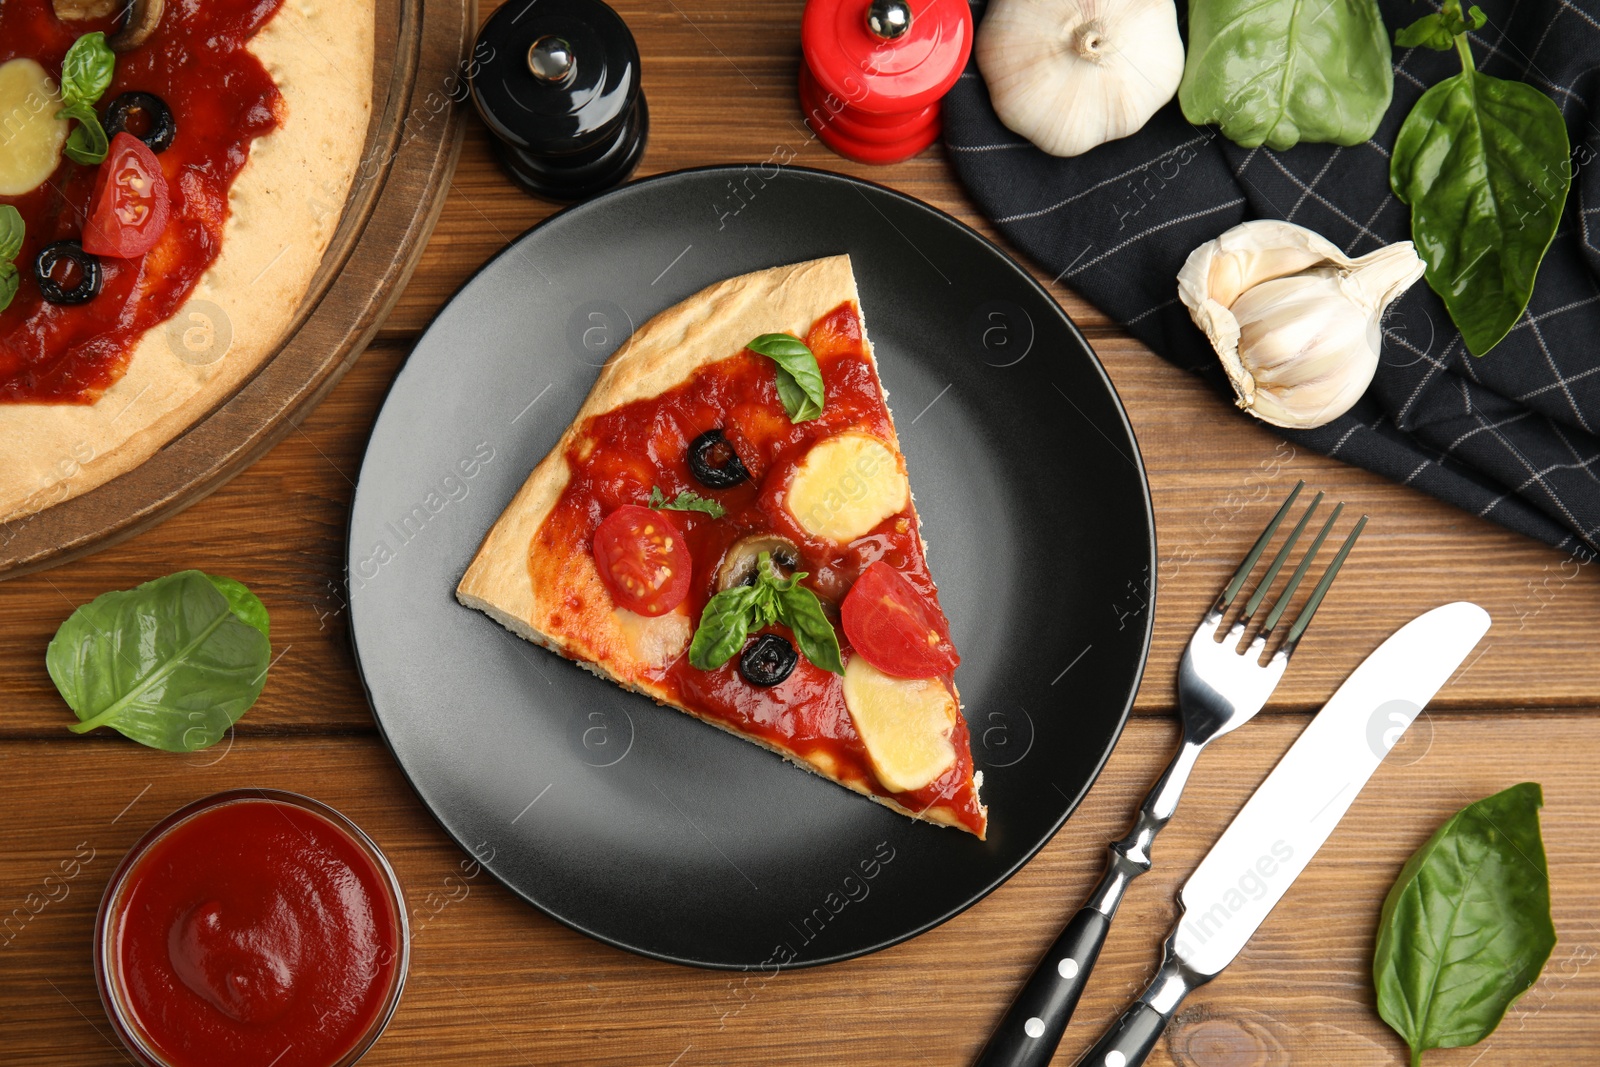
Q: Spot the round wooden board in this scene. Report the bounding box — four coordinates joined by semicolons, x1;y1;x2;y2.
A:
0;0;474;580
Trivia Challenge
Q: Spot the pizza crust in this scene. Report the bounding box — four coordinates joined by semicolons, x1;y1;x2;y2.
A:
458;255;984;836
563;638;980;834
0;0;375;523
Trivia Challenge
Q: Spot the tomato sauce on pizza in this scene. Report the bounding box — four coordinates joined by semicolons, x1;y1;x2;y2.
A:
528;303;986;836
0;0;284;403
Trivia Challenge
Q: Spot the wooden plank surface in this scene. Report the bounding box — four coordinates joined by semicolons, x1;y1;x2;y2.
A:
3;0;1599;1064
3;717;1597;1065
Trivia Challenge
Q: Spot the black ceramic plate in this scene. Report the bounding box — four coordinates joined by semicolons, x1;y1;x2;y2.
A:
349;166;1154;969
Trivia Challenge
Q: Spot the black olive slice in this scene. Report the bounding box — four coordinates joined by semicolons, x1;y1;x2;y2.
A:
688;429;749;489
105;92;177;153
739;633;798;687
35;241;103;305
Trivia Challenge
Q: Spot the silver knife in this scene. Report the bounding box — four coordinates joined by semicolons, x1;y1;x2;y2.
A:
1071;600;1491;1067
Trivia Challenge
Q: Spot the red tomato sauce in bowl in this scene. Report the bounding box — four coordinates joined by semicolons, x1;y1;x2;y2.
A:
95;790;408;1067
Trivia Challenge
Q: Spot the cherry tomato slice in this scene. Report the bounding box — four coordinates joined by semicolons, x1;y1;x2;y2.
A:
592;505;691;617
841;561;959;678
81;132;171;259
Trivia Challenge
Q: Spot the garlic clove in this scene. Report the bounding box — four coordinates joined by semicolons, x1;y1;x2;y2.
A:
1231;270;1380;428
1182;220;1354;307
976;0;1185;158
1336;241;1433;316
1177;221;1424;430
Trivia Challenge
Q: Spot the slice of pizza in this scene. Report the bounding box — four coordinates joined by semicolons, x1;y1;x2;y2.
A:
458;255;987;838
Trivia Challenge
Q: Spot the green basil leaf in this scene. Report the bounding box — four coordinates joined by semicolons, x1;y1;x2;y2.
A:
773;365;823;422
0;205;23;263
1179;0;1393;150
761;563;803;595
1374;782;1556;1063
775;583;843;675
60;32;115;106
1391;69;1571;355
46;570;273;752
688;585;758;671
687;552;844;674
1396;13;1460;50
1397;5;1487;49
753;553;791;628
62;102;109;165
647;485;727;519
747;333;825;422
206;574;271;639
754;586;781;630
0;263;17;314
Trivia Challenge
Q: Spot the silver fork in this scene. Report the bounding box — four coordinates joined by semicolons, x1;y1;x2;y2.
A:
974;481;1365;1067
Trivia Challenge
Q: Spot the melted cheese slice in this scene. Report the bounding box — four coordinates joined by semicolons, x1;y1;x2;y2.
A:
785;432;909;543
842;656;958;793
612;606;691;668
0;60;68;197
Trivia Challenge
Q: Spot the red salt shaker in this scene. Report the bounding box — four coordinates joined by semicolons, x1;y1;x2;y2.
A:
798;0;973;164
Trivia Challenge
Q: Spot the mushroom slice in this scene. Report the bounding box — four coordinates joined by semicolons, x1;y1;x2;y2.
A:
53;0;121;19
110;0;166;52
714;534;801;592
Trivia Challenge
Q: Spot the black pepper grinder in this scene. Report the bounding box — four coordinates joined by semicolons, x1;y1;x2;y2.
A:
469;0;648;201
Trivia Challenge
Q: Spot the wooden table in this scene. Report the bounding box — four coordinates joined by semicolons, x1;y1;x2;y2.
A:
5;3;1599;1063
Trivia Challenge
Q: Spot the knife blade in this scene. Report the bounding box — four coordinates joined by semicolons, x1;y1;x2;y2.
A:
1072;601;1491;1067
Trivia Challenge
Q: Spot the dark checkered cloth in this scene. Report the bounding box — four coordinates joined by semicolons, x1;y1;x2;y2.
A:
945;0;1600;557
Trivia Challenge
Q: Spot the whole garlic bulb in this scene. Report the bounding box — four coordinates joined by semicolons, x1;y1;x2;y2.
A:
976;0;1184;157
1177;221;1425;430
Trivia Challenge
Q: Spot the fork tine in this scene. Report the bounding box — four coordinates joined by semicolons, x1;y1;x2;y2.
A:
1260;502;1343;637
1241;491;1324;623
1279;514;1367;656
1218;481;1305;609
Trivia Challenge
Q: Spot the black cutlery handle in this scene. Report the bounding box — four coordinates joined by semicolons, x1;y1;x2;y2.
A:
1071;1002;1169;1067
973;906;1112;1067
974;741;1205;1067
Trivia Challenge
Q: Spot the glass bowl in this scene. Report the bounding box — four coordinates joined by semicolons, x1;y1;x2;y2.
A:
94;789;409;1067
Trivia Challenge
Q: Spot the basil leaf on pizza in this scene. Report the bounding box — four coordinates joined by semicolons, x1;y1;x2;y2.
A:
0;264;18;314
62;102;110;165
750;578;783;630
757;554;843;674
58;33;115;165
0;206;22;262
61;32;115;104
0;206;20;312
758;552;799;592
747;332;826;422
774;368;823;423
688;552;845;675
688;584;760;670
778;583;844;675
648;485;727;519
